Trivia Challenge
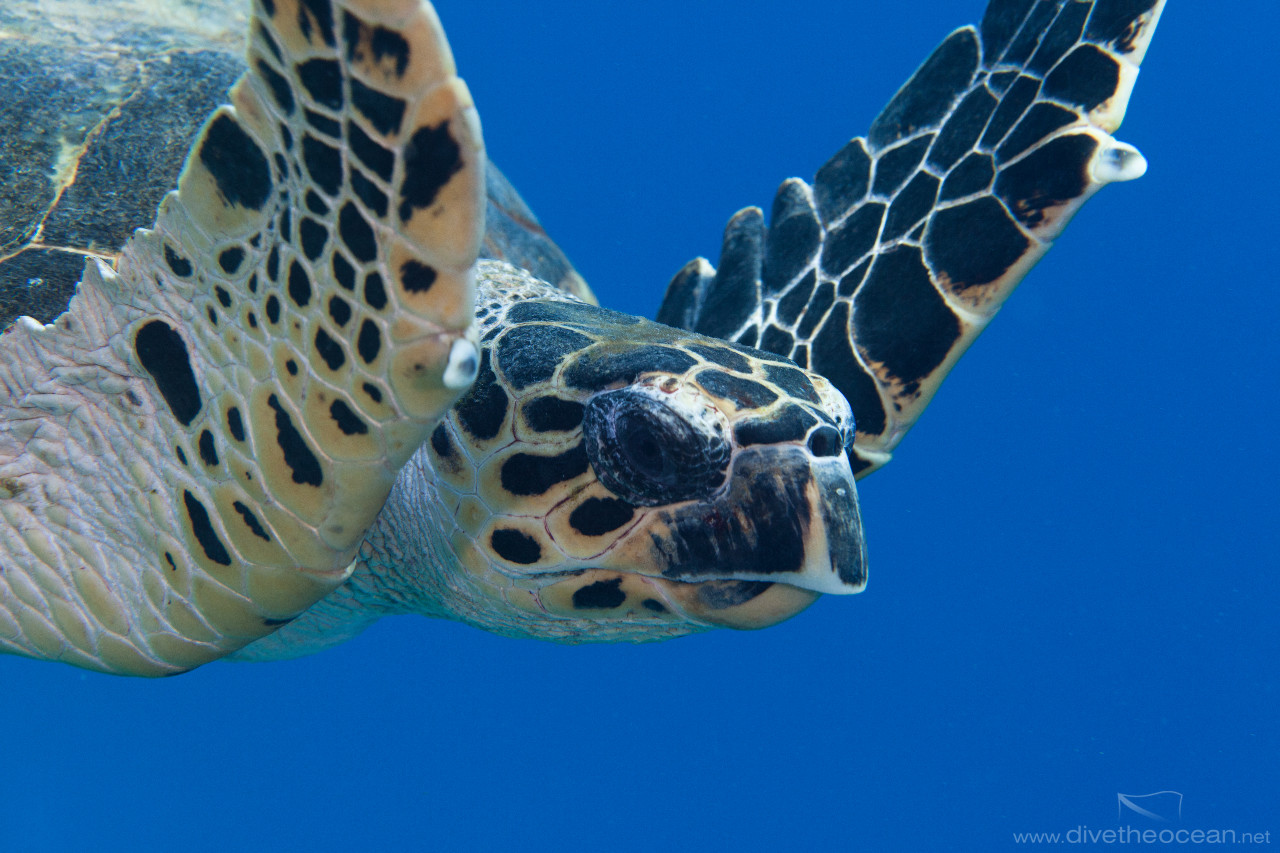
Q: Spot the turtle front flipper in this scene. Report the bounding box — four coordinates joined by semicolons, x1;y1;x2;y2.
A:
0;0;484;675
659;0;1164;477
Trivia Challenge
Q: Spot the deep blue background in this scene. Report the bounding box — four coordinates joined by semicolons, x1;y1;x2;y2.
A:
3;2;1277;850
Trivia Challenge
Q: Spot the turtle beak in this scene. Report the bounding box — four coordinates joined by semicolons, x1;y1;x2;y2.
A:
607;445;868;597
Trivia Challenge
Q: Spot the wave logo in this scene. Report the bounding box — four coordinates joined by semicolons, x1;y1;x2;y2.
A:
1117;791;1183;822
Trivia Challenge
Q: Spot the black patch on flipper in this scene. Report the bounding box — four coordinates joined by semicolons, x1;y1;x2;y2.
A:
1002;1;1060;66
267;394;323;486
1086;0;1159;51
563;346;698;391
695;209;764;340
642;598;666;613
328;295;351;327
350;78;406;136
871;136;931;198
266;246;281;282
734;404;818;448
256;59;294;114
837;258;871;298
287;259;312;307
979;0;1036;64
164;245;192;277
305;190;329;215
233;500;272;541
925;195;1030;289
299;0;335;46
338;203;377;263
364;272;387;310
206;307;219;327
775;271;815;327
1044;45;1122;112
183;490;232;566
332;253;356;292
490;529;541;565
685;343;752;374
495;325;594;390
400;260;436;293
348;120;395;182
314;328;345;371
996;103;1079;165
175;446;187;466
198;113;272;211
762;363;821;404
299;217;328;261
1027;0;1089;74
795;281;836;341
698;580;774;610
995;133;1095;229
810;303;886;438
814;139;871;225
980;75;1040;150
362;382;383;403
218;247;245;274
938;153;995;203
296;58;342;110
399;121;463;222
695;369;779;410
453;351;508;441
356;319;381;364
349;169;389;218
657;260;710;330
329;399;368;435
854;246;960;389
759;326;794;358
198;430;218;467
927;88;998;172
265;295;281;325
869;28;980;151
820;202;884;278
524;396;585;433
573;578;626;610
304;108;341;138
214;286;232;309
227;407;246;442
342;11;411;77
500;446;589;496
569;498;635;536
762;182;821;295
429;423;456;460
883;172;940;242
135;321;201;426
302;134;342;196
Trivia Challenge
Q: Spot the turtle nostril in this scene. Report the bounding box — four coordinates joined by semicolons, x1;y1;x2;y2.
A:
807;425;842;457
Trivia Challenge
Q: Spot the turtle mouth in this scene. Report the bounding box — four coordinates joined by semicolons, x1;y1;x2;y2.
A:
645;576;822;630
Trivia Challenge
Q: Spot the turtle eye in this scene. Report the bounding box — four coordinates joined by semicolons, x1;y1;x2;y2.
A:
615;411;674;482
583;389;730;506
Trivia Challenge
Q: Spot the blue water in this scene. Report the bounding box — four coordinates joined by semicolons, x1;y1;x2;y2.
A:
3;2;1277;850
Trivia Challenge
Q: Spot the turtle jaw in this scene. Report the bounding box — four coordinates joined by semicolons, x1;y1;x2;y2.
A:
600;445;868;598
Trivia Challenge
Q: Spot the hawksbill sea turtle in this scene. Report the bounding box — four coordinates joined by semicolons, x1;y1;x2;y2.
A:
0;0;1164;675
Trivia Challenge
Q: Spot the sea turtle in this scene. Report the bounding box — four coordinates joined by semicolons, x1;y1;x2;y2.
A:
0;0;1164;675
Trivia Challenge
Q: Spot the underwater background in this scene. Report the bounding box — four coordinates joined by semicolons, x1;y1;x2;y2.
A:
2;1;1276;849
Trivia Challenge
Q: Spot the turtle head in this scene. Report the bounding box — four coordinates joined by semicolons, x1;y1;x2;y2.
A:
419;271;865;641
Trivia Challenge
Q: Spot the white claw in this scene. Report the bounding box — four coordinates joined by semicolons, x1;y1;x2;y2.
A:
442;337;480;390
1093;140;1148;184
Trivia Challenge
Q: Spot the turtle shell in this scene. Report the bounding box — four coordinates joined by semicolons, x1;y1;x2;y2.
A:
0;0;588;330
